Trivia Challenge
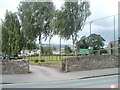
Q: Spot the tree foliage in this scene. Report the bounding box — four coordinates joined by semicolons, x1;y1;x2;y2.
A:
52;1;91;55
18;2;55;41
18;2;55;59
2;11;22;56
76;34;105;50
64;45;72;54
52;46;57;50
88;34;105;50
53;1;91;40
2;1;91;56
41;46;52;55
76;36;89;49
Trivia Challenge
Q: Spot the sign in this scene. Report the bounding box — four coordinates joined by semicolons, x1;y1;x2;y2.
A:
77;49;91;55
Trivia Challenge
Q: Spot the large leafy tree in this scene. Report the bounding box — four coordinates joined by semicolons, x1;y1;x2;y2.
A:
52;1;91;55
18;2;55;59
76;36;89;49
76;34;105;50
64;45;72;54
88;34;105;50
2;10;22;56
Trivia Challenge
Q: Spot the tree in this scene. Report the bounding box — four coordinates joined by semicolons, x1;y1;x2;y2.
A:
52;46;56;50
76;34;105;50
88;34;105;50
76;36;89;49
64;45;72;54
52;1;91;55
2;11;22;56
41;47;52;55
26;42;38;50
18;2;55;59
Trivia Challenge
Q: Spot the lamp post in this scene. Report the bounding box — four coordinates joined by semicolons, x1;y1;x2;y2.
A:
89;21;93;55
59;36;61;60
90;21;93;35
89;15;117;55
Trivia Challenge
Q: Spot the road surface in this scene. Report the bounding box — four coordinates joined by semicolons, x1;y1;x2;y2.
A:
1;65;119;88
1;65;118;84
2;75;119;88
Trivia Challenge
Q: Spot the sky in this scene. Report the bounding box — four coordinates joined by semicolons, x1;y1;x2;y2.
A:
0;0;120;46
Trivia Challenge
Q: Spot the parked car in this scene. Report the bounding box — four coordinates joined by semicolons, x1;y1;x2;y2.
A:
0;56;3;59
6;56;15;60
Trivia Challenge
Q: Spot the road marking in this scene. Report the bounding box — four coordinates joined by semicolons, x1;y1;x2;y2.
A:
94;84;120;88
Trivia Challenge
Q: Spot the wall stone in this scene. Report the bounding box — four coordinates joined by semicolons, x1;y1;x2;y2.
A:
62;55;119;72
2;59;29;74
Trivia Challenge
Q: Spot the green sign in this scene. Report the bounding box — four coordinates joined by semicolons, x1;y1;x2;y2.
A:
77;49;91;55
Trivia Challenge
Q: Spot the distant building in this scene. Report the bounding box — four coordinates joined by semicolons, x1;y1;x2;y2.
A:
19;49;40;56
52;50;60;54
108;41;120;55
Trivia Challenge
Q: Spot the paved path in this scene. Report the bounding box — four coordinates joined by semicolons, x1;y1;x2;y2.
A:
1;65;119;84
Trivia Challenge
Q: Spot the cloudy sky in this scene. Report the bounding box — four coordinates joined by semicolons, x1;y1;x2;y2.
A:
0;0;120;46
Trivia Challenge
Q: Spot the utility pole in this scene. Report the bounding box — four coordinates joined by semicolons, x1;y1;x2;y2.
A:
113;15;116;55
59;36;61;60
90;21;93;35
89;21;93;55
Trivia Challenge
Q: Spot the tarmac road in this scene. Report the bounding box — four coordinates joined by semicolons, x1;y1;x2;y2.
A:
2;75;119;88
1;65;119;84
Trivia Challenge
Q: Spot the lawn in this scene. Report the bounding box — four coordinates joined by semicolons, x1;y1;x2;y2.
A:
24;55;73;69
24;55;73;61
29;60;62;65
29;59;62;70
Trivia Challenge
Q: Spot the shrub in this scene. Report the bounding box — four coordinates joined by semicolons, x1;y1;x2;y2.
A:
34;59;39;63
40;59;45;62
16;57;22;59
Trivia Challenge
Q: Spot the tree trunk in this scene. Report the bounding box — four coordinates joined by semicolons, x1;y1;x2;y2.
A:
72;35;77;56
39;35;42;60
59;36;61;60
49;38;50;60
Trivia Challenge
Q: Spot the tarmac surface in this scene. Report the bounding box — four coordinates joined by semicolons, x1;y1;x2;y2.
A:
2;75;119;88
1;65;119;84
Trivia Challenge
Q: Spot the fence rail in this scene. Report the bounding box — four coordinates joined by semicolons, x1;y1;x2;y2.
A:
23;47;120;61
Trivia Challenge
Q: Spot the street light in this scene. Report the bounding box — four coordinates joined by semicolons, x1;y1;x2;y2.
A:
90;21;93;35
89;14;118;55
113;15;116;50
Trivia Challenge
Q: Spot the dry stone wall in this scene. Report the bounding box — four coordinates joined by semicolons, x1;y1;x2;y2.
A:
62;55;119;72
2;59;29;74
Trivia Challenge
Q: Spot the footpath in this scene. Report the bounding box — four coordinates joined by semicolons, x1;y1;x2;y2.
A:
1;65;119;84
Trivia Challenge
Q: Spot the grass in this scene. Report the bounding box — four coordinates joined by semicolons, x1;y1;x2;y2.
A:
26;55;73;68
29;59;62;70
24;55;73;61
22;55;74;70
29;60;62;65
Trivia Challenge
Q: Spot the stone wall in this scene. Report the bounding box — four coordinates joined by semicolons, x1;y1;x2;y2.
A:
62;55;119;72
2;59;29;74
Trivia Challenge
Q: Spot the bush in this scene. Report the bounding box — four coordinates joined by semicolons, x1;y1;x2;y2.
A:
40;59;45;62
16;57;22;59
33;53;39;56
34;59;39;63
31;53;39;57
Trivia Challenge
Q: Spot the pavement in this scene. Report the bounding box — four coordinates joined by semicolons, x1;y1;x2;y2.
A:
0;65;119;84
